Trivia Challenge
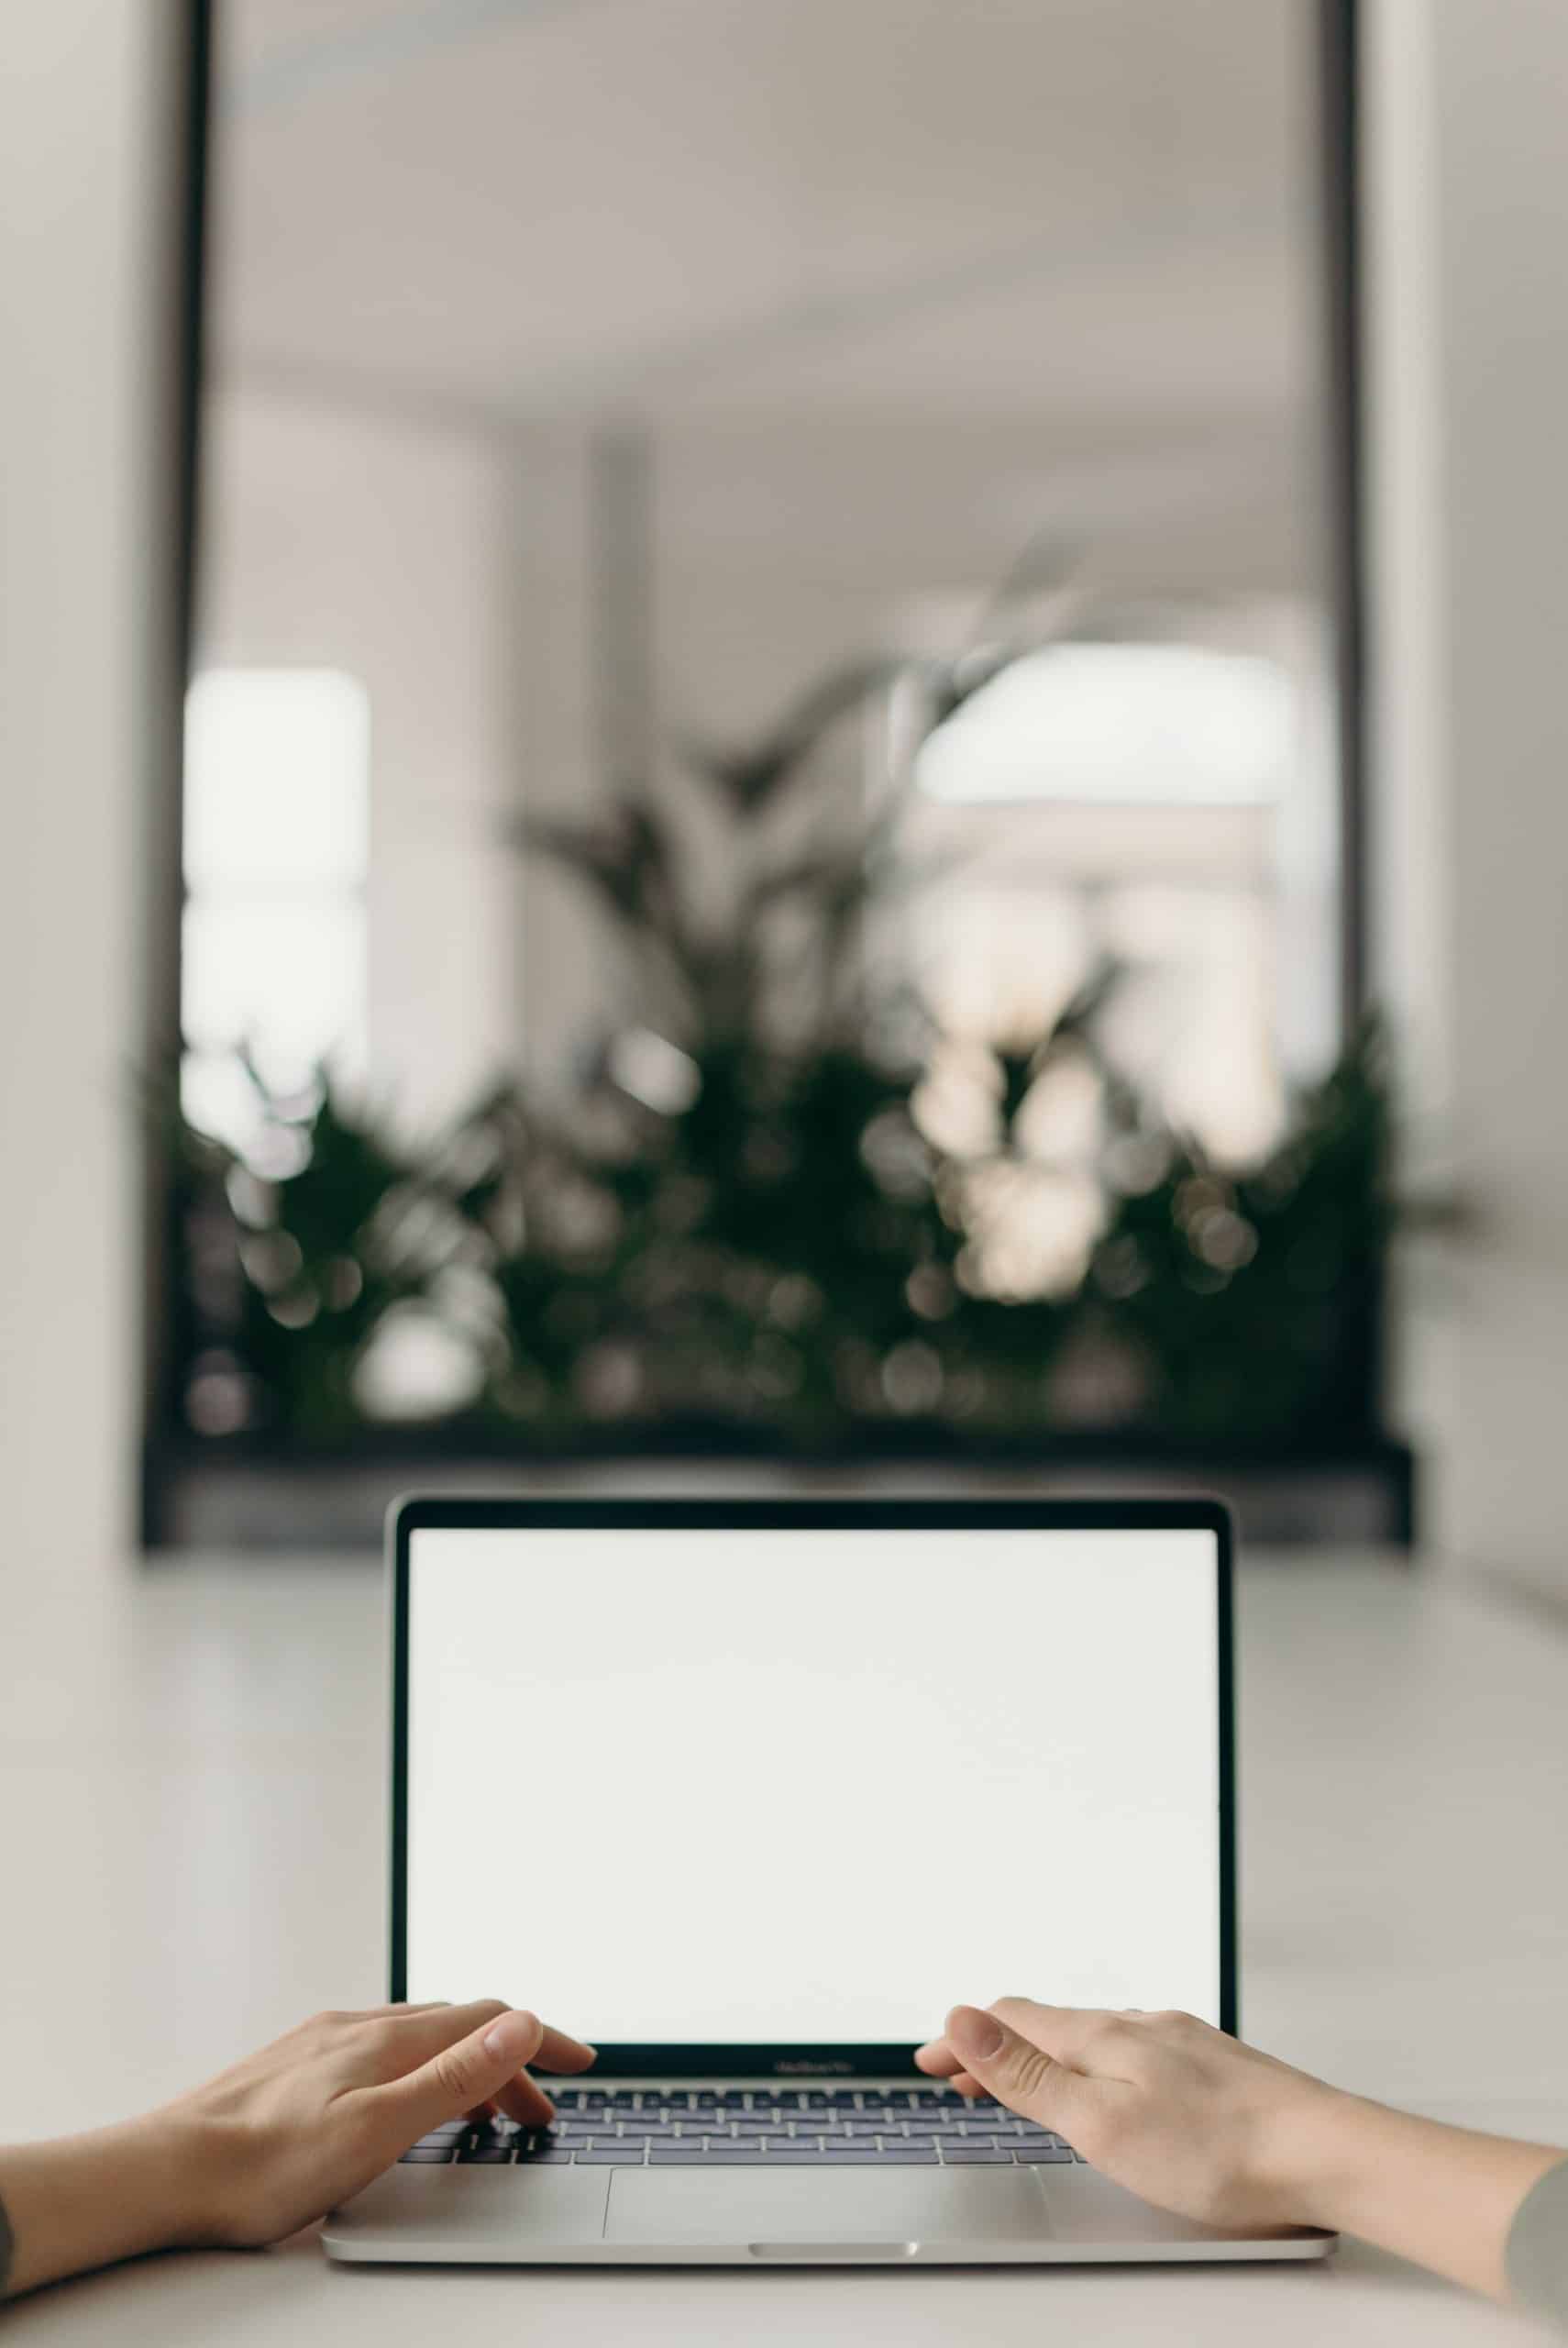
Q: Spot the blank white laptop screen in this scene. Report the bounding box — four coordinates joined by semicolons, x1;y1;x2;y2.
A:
403;1525;1222;2045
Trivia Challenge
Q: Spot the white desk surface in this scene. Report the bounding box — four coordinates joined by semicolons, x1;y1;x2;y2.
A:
3;1546;1566;2342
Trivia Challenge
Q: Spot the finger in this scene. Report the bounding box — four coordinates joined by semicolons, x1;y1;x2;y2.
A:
376;2000;596;2077
494;2070;558;2129
914;2037;963;2077
914;2040;986;2099
525;2021;599;2076
369;2009;564;2142
370;2003;595;2133
943;2004;1102;2131
914;2041;989;2099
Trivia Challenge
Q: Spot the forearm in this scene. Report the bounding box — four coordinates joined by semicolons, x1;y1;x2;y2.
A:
1288;2089;1564;2299
0;2116;210;2299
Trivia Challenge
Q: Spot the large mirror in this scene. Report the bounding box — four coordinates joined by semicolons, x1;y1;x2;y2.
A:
164;0;1376;1537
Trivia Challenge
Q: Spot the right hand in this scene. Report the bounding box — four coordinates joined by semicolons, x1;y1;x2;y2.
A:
915;1999;1337;2232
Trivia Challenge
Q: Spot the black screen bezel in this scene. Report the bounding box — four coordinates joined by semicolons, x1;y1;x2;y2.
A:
390;1493;1237;2072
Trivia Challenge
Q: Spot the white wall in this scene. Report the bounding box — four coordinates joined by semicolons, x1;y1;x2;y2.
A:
0;3;177;1573
201;385;533;1134
1366;0;1568;1597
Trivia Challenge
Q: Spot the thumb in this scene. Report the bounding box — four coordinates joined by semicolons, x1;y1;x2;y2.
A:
945;2004;1088;2132
378;2007;547;2140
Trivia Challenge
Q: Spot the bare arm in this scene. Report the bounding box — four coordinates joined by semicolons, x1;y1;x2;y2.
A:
919;2000;1565;2302
0;1999;594;2300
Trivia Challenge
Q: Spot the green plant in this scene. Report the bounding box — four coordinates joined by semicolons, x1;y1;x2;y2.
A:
168;587;1395;1455
175;1066;446;1444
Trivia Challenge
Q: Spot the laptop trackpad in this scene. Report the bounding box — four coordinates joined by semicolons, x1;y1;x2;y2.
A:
604;2168;1052;2249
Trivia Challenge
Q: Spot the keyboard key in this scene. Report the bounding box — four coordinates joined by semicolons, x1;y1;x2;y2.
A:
399;2148;453;2164
870;2146;941;2164
575;2149;647;2165
649;2149;715;2165
518;2149;573;2165
811;2150;908;2165
701;2144;765;2162
457;2148;513;2165
1016;2147;1076;2164
942;2148;1015;2165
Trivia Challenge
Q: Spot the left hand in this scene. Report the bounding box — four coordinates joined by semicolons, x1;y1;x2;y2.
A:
0;1999;596;2297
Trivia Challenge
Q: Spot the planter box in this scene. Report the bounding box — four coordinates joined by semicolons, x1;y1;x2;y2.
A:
146;1431;1416;1553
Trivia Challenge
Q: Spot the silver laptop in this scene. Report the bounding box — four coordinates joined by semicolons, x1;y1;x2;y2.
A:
323;1496;1331;2267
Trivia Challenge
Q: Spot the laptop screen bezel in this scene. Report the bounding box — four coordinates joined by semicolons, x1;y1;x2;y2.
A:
390;1493;1236;2072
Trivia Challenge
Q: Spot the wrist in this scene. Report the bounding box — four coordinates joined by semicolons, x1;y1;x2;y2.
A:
134;2107;242;2250
1262;2088;1567;2297
0;2116;209;2298
1257;2078;1374;2230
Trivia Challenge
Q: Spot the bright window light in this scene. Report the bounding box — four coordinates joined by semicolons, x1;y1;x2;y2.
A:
181;668;370;1142
182;902;365;1062
184;669;369;891
915;642;1295;806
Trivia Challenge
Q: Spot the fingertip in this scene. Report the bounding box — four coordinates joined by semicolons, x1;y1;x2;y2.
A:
947;2004;1007;2067
481;2007;544;2066
496;2076;554;2128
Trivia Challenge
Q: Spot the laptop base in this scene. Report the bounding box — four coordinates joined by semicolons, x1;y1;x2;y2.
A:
323;2160;1335;2265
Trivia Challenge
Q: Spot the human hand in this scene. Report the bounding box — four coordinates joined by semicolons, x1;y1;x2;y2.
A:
915;1999;1337;2231
169;1999;597;2246
916;1999;1566;2298
0;2000;595;2297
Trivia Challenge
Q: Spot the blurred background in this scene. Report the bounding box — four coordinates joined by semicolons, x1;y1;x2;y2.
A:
6;0;1567;1590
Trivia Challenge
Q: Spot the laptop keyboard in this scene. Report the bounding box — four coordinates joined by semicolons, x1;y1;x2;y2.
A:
400;2088;1086;2167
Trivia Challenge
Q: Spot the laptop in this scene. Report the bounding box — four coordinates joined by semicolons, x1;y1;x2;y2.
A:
322;1495;1332;2267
